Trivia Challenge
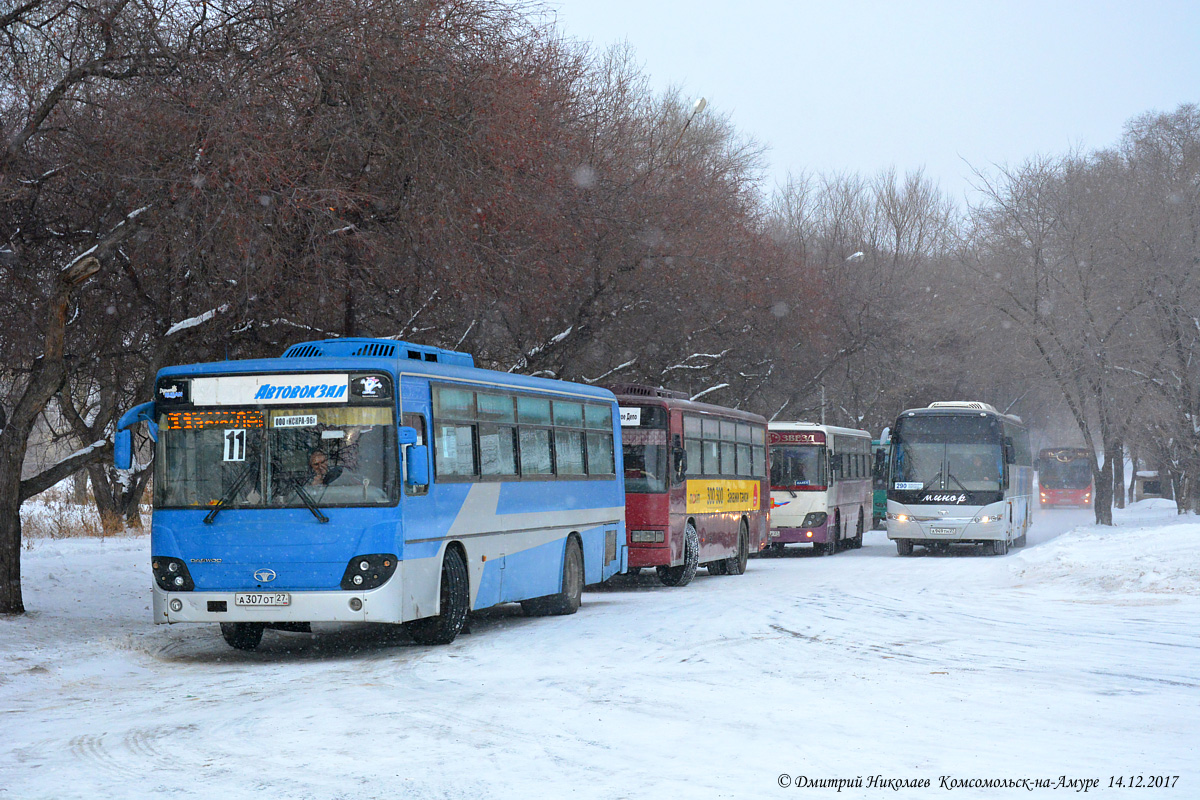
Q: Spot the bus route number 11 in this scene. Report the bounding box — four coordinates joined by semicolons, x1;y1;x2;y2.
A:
224;429;248;462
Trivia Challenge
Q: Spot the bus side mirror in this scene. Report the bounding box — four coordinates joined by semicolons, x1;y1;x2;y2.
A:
673;447;687;482
406;444;430;487
115;430;133;470
1004;437;1016;464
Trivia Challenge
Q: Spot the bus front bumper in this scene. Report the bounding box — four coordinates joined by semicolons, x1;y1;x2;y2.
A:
769;523;831;545
152;575;407;625
885;515;1008;543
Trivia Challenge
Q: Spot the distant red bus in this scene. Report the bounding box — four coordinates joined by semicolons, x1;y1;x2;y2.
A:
1036;447;1094;507
610;385;769;587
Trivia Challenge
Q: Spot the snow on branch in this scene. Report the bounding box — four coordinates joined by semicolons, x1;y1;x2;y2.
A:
581;359;637;385
509;326;573;373
384;290;439;340
661;350;731;375
690;383;729;402
166;303;230;337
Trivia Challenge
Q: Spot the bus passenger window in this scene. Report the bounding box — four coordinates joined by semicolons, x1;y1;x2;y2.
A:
435;423;476;478
519;428;553;475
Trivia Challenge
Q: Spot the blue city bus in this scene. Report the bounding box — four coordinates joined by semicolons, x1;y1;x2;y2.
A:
115;338;627;650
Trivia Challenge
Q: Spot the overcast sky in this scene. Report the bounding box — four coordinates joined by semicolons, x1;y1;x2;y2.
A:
545;0;1200;202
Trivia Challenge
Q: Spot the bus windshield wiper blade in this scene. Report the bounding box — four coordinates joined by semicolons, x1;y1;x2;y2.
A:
946;472;969;491
919;471;942;492
205;461;258;524
292;482;330;523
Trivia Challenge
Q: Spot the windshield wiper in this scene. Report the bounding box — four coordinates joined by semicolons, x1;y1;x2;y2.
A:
946;472;969;491
291;481;330;523
919;471;943;492
205;461;259;524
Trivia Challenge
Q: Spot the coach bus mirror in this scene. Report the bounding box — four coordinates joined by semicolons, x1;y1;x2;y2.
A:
1004;437;1016;464
672;447;687;482
406;444;430;487
115;430;133;470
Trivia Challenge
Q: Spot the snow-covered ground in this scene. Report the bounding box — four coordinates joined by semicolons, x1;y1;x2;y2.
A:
2;501;1197;799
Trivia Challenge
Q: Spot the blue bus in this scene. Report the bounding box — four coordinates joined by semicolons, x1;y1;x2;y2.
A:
115;338;627;649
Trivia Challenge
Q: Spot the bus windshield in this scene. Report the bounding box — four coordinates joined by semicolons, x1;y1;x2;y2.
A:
770;444;824;489
891;415;1004;493
155;406;397;508
623;428;668;493
1040;458;1092;489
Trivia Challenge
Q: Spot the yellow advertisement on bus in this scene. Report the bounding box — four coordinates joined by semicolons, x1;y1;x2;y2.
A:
685;479;762;514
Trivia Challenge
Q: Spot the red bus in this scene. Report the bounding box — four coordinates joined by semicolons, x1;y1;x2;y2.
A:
610;385;769;587
1036;447;1094;507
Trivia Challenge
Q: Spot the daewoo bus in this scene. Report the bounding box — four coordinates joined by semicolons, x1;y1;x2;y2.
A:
1036;447;1093;507
115;338;627;650
608;385;769;587
767;424;873;554
886;401;1033;556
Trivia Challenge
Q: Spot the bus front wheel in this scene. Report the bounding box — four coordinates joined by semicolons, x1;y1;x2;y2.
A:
405;547;470;645
220;622;265;651
896;539;914;557
657;522;699;587
522;537;583;616
990;538;1009;556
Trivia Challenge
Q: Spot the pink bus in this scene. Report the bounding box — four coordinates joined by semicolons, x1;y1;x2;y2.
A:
767;423;873;555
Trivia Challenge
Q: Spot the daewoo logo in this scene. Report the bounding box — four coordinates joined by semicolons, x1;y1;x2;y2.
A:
924;493;968;504
253;568;277;582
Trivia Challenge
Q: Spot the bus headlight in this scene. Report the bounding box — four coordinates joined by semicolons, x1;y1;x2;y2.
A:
152;557;194;591
800;512;827;528
340;554;397;590
886;513;909;523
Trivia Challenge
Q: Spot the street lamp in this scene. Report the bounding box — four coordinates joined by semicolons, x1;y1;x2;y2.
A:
668;97;707;156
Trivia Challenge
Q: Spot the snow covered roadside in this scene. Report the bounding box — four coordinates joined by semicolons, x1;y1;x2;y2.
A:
0;502;1197;799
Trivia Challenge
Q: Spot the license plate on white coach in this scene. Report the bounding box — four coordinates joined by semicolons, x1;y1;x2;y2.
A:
235;593;291;606
929;527;957;536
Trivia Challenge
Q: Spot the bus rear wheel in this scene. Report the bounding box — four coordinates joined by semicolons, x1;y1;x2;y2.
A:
724;521;749;575
657;522;699;587
220;622;265;651
523;537;583;616
851;511;865;549
405;546;470;645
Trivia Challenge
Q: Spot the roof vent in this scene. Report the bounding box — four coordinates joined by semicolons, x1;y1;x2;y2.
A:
927;401;999;413
282;344;324;358
279;338;473;367
350;342;396;358
606;383;689;400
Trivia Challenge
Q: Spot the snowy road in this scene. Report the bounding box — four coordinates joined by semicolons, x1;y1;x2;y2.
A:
2;503;1197;799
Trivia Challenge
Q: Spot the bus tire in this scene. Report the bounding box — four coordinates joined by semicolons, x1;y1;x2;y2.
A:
821;514;840;556
896;539;914;557
657;522;699;587
522;536;583;616
708;560;728;576
852;511;865;549
990;537;1009;556
405;546;470;644
220;622;265;651
725;520;749;575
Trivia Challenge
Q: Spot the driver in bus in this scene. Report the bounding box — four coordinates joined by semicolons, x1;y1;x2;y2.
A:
308;449;344;487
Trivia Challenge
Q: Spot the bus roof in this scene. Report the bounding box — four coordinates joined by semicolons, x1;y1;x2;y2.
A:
898;404;1025;428
155;338;618;403
768;421;871;439
608;388;766;424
